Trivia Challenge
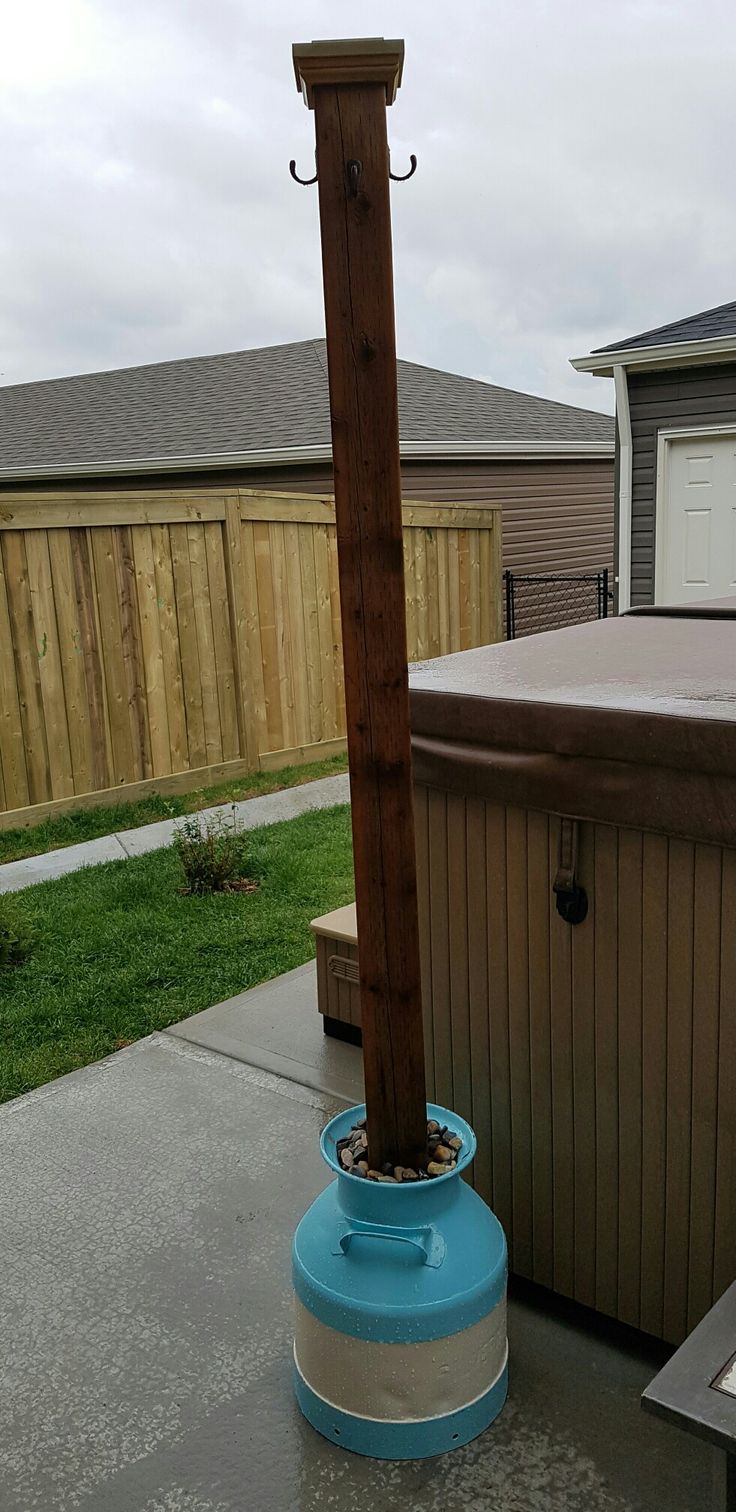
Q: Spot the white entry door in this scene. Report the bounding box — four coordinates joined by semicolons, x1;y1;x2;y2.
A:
658;432;736;604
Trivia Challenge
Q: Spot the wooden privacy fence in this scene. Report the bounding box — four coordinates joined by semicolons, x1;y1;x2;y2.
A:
0;487;502;826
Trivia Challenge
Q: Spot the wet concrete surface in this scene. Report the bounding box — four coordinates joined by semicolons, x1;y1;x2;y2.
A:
1;1024;712;1512
168;961;363;1106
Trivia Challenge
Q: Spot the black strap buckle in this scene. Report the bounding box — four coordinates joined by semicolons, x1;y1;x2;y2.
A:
553;818;588;925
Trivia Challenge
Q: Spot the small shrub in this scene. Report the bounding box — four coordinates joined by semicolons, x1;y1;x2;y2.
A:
173;807;256;896
0;901;36;969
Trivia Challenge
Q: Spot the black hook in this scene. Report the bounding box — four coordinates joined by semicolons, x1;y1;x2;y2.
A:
290;151;416;191
289;158;317;186
389;152;417;182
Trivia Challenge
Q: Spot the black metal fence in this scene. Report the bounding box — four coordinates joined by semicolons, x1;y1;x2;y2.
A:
505;569;610;640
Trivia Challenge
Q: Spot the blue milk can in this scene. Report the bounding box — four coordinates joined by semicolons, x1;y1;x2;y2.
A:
293;1101;508;1459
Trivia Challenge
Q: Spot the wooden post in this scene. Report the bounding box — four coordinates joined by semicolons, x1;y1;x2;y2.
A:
293;38;427;1171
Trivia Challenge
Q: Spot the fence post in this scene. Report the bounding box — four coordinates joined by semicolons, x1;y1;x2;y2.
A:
504;570;514;641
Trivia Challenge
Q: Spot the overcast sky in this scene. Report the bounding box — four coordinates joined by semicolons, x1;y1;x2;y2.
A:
2;0;735;415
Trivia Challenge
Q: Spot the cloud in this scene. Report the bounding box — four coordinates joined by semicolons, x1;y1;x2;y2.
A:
2;0;736;416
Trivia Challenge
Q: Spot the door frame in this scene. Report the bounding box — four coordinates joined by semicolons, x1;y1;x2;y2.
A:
654;423;736;603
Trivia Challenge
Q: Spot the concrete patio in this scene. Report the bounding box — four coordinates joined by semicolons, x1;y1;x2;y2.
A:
2;962;712;1512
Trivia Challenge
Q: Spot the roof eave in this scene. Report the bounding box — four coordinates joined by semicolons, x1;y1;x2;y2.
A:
0;437;614;483
570;332;736;378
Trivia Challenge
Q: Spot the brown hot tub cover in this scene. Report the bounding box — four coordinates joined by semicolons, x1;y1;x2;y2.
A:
409;605;736;848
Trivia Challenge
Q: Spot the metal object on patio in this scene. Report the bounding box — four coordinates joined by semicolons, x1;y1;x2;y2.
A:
293;1102;508;1459
505;567;610;638
642;1280;736;1511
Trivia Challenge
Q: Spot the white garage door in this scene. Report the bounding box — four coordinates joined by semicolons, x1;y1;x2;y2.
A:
659;433;736;604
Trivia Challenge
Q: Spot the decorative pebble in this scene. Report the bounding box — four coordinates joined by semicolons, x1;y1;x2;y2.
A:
338;1119;463;1180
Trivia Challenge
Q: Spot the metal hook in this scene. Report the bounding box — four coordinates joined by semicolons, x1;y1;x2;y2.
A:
346;159;362;197
389;153;417;182
289;158;317;187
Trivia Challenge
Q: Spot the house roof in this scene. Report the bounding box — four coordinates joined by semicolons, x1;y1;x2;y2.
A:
571;299;736;378
0;338;613;480
594;300;736;353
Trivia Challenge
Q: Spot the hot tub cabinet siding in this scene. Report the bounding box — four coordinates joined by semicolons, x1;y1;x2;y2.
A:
414;788;735;1346
410;608;736;1346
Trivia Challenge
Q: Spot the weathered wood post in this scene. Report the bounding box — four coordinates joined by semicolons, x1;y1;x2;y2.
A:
292;38;426;1173
290;39;509;1460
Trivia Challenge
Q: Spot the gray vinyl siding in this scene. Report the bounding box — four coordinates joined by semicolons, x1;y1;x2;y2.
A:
627;362;736;605
16;457;613;577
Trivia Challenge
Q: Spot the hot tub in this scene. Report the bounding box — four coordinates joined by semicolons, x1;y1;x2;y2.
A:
409;604;736;1345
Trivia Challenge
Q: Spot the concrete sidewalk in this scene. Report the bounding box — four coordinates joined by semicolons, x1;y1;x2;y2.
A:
0;964;713;1512
0;771;350;894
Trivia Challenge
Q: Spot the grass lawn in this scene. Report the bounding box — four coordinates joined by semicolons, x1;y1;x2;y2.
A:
0;803;353;1106
0;751;348;865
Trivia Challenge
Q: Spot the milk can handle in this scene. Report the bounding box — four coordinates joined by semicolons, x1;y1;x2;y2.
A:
332;1218;446;1268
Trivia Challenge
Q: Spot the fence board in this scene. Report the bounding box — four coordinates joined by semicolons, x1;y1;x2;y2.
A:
312;523;338;740
298;524;322;745
23;529;74;799
150;523;188;775
0;486;502;819
437;529;450;655
91;526;138;785
187;522;222;766
252;520;284;752
73;529;112;791
169;522;206;770
414;529;429;661
239;518;269;755
132;525;172;777
116;525;152;781
268;521;297;754
403;532;417;658
327;526;346;733
0;538;30;808
47;528;93;793
3;531;52;804
284;522;310;741
457;528;471;650
205;522;240;763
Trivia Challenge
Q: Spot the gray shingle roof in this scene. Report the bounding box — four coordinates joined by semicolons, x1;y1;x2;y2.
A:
0;339;612;475
594;300;736;353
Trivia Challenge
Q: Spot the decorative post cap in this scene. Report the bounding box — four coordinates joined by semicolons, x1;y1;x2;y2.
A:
292;37;404;108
